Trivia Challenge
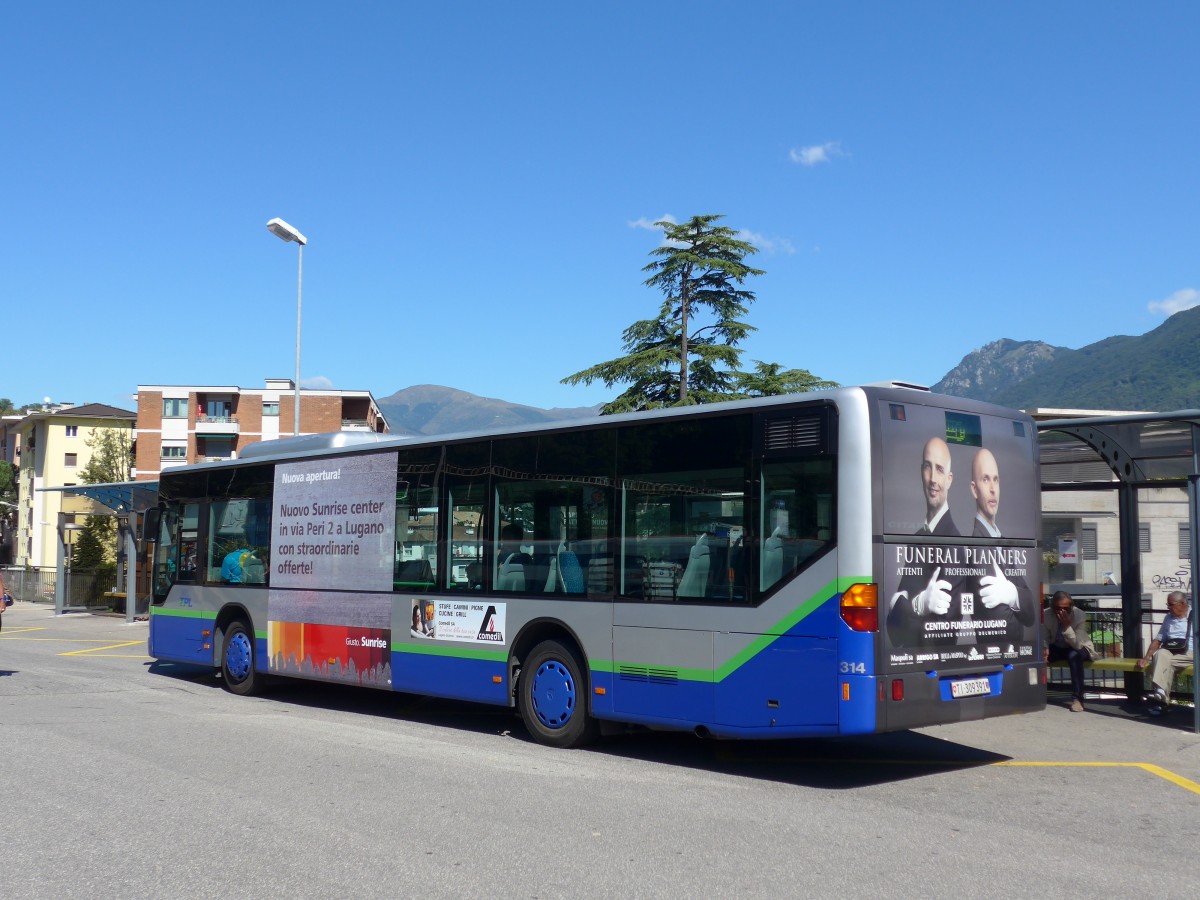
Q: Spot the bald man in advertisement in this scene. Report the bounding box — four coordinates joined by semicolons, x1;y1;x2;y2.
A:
888;441;1033;648
967;447;1034;635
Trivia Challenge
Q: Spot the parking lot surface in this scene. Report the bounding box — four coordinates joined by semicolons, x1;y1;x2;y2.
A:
1;604;1196;899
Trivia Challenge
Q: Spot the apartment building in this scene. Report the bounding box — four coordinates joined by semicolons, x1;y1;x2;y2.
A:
135;378;388;480
12;403;137;569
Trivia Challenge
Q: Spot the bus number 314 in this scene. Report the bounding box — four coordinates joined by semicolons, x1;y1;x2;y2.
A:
839;661;866;674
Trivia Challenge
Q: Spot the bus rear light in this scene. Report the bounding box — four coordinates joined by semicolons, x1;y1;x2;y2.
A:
842;682;850;701
891;679;904;701
492;675;503;683
840;583;878;632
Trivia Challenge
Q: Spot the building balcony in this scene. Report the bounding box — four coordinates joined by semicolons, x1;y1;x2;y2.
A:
341;419;373;431
196;415;240;436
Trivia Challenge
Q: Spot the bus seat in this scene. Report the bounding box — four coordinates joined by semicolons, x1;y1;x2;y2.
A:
762;526;784;588
558;544;586;594
497;553;526;592
543;555;559;592
677;533;710;598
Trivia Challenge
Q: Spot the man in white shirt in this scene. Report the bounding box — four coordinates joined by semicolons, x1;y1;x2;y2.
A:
1138;592;1194;715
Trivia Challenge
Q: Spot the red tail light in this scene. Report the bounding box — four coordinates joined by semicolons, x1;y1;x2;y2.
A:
892;679;904;701
840;583;878;632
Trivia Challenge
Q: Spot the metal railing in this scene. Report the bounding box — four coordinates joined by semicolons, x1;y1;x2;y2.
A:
2;566;110;609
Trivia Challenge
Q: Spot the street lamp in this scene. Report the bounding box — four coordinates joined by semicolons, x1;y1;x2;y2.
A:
266;217;308;436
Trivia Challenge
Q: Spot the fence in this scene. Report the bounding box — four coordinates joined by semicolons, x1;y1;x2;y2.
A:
1;566;112;609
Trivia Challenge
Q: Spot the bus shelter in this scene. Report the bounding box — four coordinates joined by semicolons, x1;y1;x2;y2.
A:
1037;411;1200;733
38;481;158;624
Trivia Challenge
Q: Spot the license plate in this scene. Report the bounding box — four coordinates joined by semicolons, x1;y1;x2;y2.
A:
950;678;991;699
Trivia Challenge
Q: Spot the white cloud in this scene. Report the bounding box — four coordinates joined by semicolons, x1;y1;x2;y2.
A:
1148;288;1200;316
789;142;843;166
301;375;334;389
627;214;676;231
738;230;796;256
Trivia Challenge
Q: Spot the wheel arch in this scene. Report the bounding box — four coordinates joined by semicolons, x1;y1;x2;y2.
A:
508;617;591;708
212;602;255;668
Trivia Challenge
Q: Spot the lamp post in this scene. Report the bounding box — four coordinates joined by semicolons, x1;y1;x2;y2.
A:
266;217;308;436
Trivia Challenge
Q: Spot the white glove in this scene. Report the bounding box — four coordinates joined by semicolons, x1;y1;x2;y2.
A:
913;566;952;615
979;562;1019;609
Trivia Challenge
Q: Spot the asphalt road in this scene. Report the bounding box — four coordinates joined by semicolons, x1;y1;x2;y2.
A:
1;604;1197;899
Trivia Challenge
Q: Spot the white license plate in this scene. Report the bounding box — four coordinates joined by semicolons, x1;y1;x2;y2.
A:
950;678;991;699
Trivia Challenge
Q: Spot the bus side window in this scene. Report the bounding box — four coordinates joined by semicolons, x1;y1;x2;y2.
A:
447;483;484;591
618;413;751;603
760;459;835;593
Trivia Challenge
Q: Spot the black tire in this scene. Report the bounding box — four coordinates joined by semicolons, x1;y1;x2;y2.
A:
220;620;259;696
518;640;599;748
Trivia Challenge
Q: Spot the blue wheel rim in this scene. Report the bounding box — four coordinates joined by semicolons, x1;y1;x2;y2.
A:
531;659;576;729
225;631;253;682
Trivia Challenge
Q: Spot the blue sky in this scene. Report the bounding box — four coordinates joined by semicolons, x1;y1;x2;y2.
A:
3;3;1197;413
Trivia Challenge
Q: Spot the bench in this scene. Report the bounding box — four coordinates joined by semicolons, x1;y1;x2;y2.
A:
1046;657;1194;677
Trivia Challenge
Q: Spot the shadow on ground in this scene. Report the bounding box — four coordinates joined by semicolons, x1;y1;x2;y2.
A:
148;660;1015;789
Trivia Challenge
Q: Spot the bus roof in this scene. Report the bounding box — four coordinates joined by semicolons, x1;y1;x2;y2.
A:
171;383;1024;475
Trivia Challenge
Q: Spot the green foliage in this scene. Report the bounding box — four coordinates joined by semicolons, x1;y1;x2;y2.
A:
563;214;836;413
733;361;839;398
77;428;133;485
563;215;764;413
0;460;15;506
72;515;115;570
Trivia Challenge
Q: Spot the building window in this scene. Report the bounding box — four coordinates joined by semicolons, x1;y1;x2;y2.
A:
1139;523;1151;553
64;453;78;467
163;398;188;418
263;402;279;417
1081;525;1098;561
65;425;78;437
1179;523;1191;560
161;446;188;459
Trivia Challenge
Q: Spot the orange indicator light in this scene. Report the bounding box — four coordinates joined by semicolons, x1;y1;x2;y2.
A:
594;686;606;696
840;583;878;632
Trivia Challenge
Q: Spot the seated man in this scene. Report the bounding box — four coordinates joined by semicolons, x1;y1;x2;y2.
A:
1138;591;1194;715
221;548;260;584
1042;590;1096;712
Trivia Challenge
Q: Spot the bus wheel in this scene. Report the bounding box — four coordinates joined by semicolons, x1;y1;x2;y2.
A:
221;620;259;696
518;640;598;748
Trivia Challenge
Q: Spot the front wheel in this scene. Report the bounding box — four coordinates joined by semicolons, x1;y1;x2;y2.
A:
518;640;599;748
221;620;259;695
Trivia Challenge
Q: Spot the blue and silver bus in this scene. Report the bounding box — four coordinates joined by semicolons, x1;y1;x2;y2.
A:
146;383;1045;747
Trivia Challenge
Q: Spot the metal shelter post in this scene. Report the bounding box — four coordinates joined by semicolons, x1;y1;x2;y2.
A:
1117;484;1142;702
1190;425;1200;735
54;511;67;615
123;516;138;625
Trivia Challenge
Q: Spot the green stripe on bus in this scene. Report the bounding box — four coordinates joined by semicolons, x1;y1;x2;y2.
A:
392;641;508;663
149;606;216;620
713;575;862;682
608;576;867;685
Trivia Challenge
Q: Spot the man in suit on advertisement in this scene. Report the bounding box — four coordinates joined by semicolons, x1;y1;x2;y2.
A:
887;436;961;645
967;448;1034;639
918;436;958;536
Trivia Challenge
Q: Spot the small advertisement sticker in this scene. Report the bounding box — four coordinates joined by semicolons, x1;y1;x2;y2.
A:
428;599;506;645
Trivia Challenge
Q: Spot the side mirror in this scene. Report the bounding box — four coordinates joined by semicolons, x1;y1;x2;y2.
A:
141;508;162;551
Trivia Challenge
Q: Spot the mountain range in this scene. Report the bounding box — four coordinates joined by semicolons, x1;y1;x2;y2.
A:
376;308;1200;434
933;305;1200;410
376;384;599;436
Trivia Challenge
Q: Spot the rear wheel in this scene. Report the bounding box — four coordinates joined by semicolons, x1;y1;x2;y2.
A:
518;640;599;748
221;620;259;695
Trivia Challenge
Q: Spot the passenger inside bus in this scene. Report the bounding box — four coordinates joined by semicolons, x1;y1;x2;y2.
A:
496;523;534;591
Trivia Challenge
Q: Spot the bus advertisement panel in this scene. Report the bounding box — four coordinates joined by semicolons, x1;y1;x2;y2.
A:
266;451;398;686
877;401;1040;672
